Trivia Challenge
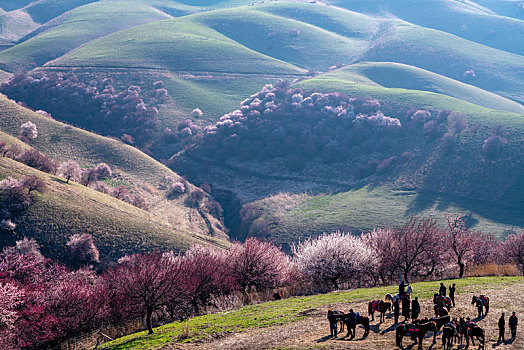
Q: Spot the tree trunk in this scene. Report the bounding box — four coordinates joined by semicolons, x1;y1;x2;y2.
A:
146;308;154;334
403;270;410;284
458;259;465;278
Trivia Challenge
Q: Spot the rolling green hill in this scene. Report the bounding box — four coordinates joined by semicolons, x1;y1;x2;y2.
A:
0;1;172;71
0;9;39;46
0;94;229;258
312;62;524;114
329;0;524;56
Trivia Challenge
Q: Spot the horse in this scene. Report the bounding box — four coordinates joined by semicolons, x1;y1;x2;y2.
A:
434;294;452;309
434;305;450;317
331;310;345;333
442;321;459;350
427;314;451;343
471;295;489;316
396;321;437;350
460;318;485;349
368;299;391;322
341;314;370;339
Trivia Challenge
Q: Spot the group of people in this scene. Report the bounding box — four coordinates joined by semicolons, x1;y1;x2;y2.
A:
498;311;519;342
327;280;520;345
327;309;359;338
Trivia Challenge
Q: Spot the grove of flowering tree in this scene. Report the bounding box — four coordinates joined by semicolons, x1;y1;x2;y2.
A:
0;218;523;348
1;72;168;145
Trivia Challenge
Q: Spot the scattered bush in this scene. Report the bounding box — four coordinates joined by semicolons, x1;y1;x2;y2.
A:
17;149;56;174
0;219;16;232
66;234;100;266
20;175;46;194
94;163;112;179
483;135;507;160
58;160;82;183
192;108;203;118
20;121;37;141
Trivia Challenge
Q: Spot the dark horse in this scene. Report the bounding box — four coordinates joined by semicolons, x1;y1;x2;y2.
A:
396;321;437;349
434;305;450;317
471;295;489;317
433;294;451;316
339;314;370;339
428;315;451;344
368;299;391;322
460;318;485;349
442;321;459;350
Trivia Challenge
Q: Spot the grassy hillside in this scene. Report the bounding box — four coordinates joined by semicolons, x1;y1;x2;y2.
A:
330;0;524;56
0;9;39;45
23;0;97;24
310;62;524;114
45;13;305;75
0;1;172;71
0;94;228;246
0;157;228;263
100;276;524;349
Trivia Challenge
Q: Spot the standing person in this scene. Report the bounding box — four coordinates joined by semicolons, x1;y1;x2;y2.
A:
327;309;338;338
394;299;400;324
402;295;411;321
449;283;456;307
411;297;420;321
439;282;447;296
347;309;356;339
498;312;506;342
399;280;406;296
509;312;518;340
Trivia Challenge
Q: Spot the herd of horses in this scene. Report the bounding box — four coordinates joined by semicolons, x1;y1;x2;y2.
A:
332;291;490;349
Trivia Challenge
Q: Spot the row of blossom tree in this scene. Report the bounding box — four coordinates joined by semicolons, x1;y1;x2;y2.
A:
1;216;524;348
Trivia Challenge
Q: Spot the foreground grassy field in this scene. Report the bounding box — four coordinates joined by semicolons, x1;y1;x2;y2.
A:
100;276;524;349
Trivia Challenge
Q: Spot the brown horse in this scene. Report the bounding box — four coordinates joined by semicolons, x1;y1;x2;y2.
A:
471;295;489;316
434;294;452;309
340;314;370;339
368;299;391;322
442;321;459;350
396;321;437;349
434;305;449;317
460;318;485;349
429;315;451;344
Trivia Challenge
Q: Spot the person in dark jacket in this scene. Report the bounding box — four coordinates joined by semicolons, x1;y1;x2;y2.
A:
509;312;518;340
449;283;456;307
399;280;406;296
439;282;446;296
411;297;420;321
328;309;338;338
347;309;356;339
498;312;505;342
402;296;411;321
394;299;400;324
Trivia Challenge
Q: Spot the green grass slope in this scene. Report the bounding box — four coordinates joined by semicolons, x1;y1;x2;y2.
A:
23;0;97;24
0;157;227;262
0;9;39;45
45;13;305;75
0;94;228;244
100;276;524;349
328;62;524;114
0;1;172;71
330;0;524;56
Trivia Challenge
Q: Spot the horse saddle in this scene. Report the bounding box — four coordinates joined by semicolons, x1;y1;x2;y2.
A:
404;324;419;335
371;300;380;309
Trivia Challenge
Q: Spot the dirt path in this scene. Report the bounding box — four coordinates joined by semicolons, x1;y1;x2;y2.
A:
166;283;524;350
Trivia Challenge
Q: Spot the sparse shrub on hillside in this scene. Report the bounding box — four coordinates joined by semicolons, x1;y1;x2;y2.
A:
93;181;111;194
483;135;507;160
0;177;32;213
19;121;37;141
58;160;82;183
1;72;165;146
0;141;8;157
81;167;98;186
20;175;46;194
187;188;205;207
17;149;56;174
448;113;468;135
131;195;149;211
66;233;100;266
192;108;203;118
293;232;377;290
111;185;131;202
169;182;186;197
94;163;112;179
463;69;476;78
5;238;44;260
204;200;223;219
35;110;52;118
441;132;457;154
0;219;16;232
